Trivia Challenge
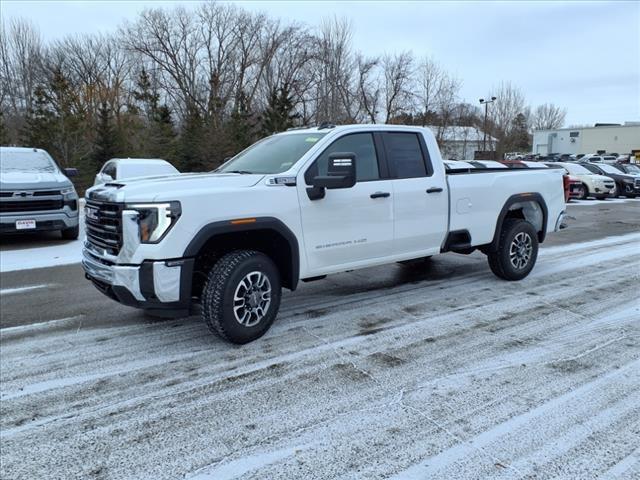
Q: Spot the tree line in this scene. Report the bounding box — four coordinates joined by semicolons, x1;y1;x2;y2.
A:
0;2;567;191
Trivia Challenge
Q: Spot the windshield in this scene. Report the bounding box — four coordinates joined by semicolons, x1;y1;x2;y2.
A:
562;163;592;175
0;150;58;173
599;164;622;175
217;132;327;174
623;164;640;174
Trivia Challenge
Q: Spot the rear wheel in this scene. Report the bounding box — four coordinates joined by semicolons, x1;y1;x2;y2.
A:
201;250;281;344
487;219;538;281
60;225;79;240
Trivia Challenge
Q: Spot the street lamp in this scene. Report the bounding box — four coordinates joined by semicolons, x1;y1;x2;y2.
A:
479;96;497;152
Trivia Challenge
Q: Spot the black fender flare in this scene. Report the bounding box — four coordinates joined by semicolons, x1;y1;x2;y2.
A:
183;217;300;290
487;193;548;252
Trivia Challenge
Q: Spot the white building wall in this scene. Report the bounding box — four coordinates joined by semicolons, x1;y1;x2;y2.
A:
581;125;640;154
533;125;640;155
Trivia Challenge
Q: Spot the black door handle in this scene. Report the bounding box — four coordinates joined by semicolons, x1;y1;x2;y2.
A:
426;187;443;194
370;191;391;199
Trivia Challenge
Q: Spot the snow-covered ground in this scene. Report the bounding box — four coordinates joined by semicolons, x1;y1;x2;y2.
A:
0;204;85;273
1;231;638;479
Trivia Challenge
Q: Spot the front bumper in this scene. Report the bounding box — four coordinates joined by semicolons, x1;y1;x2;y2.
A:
82;246;194;317
593;184;616;196
0;209;79;233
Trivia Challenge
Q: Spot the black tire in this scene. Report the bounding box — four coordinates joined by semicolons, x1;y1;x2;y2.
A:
487;219;538;281
579;184;589;200
60;225;79;240
201;250;281;344
623;184;635;197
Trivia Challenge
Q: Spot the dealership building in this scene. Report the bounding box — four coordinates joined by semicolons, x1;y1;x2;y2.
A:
532;123;640;156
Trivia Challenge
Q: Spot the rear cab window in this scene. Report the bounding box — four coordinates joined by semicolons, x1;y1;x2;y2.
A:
382;132;432;179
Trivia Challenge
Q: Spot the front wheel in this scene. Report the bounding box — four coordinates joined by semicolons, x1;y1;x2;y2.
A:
487;219;539;281
201;250;281;344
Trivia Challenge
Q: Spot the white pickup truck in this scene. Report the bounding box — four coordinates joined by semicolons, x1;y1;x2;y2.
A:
82;125;566;344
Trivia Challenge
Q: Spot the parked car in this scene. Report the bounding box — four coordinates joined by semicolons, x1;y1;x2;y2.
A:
550;162;616;200
94;158;179;185
0;147;80;239
581;154;618;164
581;162;640;197
521;161;549;168
500;160;528;168
467;160;508;169
540;163;584;202
82;125;565;344
613;163;640;176
443;160;476;170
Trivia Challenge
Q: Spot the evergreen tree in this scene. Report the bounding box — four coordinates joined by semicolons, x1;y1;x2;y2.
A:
133;68;160;119
510;113;531;151
226;91;255;155
21;85;56;149
0;111;8;145
93;101;120;168
149;105;177;160
178;106;205;172
261;83;299;136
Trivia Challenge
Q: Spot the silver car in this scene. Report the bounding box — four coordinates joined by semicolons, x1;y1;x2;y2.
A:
0;147;80;239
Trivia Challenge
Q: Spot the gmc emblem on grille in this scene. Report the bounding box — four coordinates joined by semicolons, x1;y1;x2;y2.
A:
13;191;33;197
86;207;99;220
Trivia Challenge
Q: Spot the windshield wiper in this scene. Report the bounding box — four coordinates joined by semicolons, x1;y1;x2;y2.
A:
223;170;254;174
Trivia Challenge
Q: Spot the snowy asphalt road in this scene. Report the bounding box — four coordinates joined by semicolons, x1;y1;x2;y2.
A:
1;200;639;479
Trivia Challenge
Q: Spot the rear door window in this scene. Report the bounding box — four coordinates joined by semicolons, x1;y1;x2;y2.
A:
383;132;429;179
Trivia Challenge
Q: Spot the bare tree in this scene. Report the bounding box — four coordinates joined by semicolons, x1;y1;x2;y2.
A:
381;51;413;123
354;53;381;123
313;16;356;123
0;18;45;136
487;81;526;149
531;103;566;130
415;56;444;123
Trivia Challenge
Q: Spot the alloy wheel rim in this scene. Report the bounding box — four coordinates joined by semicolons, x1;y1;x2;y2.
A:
509;232;533;270
233;271;272;327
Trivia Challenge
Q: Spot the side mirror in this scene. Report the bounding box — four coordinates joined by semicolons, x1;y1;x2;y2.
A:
64;168;79;177
103;174;114;182
312;152;356;190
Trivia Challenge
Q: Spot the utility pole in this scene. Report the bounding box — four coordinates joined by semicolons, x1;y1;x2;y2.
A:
479;96;497;152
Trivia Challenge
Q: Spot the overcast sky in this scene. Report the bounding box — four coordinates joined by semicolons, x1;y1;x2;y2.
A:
3;0;639;126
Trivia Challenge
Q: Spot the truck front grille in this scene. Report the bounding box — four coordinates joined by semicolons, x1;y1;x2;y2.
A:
635;179;640;188
85;199;123;255
0;199;64;213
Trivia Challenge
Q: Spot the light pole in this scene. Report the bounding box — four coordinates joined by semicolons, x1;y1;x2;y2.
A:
479;96;496;153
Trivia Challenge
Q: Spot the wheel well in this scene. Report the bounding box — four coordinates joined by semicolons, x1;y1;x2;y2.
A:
191;229;296;299
484;195;548;253
504;201;544;238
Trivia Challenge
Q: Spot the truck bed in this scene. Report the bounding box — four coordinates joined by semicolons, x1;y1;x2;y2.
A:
445;167;565;247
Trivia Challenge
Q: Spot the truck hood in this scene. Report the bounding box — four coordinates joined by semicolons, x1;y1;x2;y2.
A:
86;172;266;203
0;170;73;191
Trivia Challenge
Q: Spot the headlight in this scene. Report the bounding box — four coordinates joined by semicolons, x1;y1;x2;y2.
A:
124;201;181;243
61;186;76;196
